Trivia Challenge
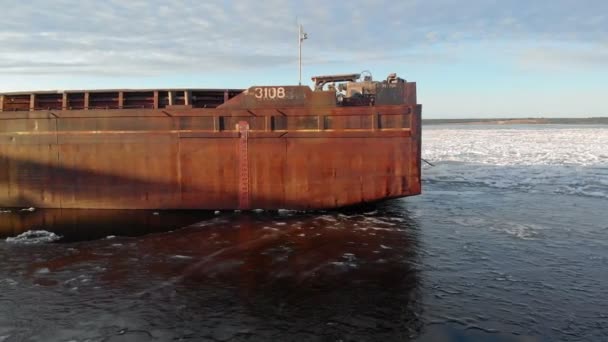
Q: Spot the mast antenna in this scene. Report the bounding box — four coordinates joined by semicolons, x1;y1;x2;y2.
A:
298;23;308;85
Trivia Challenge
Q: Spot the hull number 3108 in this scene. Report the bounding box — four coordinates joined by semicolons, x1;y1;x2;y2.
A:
254;87;286;100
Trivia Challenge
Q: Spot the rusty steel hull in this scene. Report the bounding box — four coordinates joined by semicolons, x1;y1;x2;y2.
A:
0;84;421;210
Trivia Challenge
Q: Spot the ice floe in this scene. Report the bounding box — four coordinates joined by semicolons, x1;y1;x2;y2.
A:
5;230;61;244
422;126;608;199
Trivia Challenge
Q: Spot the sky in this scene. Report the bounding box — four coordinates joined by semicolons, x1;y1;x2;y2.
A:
0;0;606;118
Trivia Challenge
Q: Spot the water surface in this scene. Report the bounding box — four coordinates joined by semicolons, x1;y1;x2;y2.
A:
1;124;607;341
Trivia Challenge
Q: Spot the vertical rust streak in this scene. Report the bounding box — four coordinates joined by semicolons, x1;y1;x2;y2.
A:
84;92;90;110
177;134;182;203
0;94;4;112
223;90;229;103
282;138;287;208
54;112;61;208
214;116;220;132
237;122;250;210
168;91;174;106
411;105;422;194
184;91;191;106
118;92;124;109
153;91;159;109
61;93;68;110
265;116;272;132
29;94;36;111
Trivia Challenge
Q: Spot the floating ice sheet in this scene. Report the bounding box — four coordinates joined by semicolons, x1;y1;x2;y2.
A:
5;230;62;244
422;126;608;199
422;126;608;166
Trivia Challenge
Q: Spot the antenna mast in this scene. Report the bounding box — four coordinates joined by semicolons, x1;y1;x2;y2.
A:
298;24;308;85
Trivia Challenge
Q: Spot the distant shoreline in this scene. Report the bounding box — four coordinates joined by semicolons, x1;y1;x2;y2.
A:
422;117;608;125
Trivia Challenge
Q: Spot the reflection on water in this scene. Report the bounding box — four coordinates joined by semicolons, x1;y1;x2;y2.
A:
1;195;584;341
0;204;426;341
0;209;217;242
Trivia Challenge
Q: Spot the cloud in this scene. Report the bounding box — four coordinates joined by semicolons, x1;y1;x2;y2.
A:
0;0;606;77
518;44;608;71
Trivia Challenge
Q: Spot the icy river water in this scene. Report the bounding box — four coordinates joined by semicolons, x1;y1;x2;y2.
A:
1;124;607;341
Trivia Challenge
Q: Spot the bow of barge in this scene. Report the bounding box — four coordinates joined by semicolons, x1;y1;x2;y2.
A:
0;72;421;210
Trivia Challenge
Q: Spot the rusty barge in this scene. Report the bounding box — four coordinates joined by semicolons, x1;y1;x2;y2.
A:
0;72;421;210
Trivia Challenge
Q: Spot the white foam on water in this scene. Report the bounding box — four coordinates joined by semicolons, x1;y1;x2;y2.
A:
491;222;546;240
64;275;92;285
448;214;548;240
277;209;307;216
1;278;18;286
193;220;222;228
317;215;338;222
35;267;50;274
422;126;608;199
5;230;61;244
329;261;358;268
363;217;398;226
171;255;193;259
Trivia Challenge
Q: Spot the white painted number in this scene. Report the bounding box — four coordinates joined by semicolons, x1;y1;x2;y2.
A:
254;87;286;100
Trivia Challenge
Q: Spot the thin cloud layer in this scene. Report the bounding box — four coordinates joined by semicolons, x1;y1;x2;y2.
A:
1;0;606;76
